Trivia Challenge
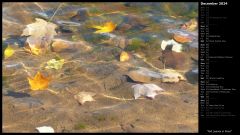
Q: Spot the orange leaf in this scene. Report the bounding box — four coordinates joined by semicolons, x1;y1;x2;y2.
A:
173;34;192;43
27;71;51;91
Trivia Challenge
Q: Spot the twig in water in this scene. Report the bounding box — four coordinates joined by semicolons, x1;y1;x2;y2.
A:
49;3;64;21
34;2;44;12
47;88;59;95
100;93;144;101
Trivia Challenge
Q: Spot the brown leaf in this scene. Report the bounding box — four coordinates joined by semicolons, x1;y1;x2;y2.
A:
21;18;57;55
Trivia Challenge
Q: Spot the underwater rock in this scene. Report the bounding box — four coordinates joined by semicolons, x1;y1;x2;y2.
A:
71;8;89;22
173;34;192;43
51;39;92;52
51;39;72;52
132;83;164;99
103;72;126;91
122;14;149;30
127;70;153;83
162;50;189;70
127;67;186;83
167;28;198;42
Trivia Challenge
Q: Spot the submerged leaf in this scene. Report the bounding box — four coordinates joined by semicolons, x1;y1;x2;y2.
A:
21;18;57;55
4;46;15;58
120;51;130;62
27;71;51;91
74;92;96;105
132;84;164;99
92;21;117;33
45;58;65;70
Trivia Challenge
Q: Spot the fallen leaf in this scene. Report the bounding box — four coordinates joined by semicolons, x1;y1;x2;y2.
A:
74;91;96;105
92;21;116;33
120;51;130;62
36;126;54;133
173;34;192;43
4;46;15;58
27;71;51;91
161;39;183;53
132;84;164;99
21;18;57;55
45;58;64;70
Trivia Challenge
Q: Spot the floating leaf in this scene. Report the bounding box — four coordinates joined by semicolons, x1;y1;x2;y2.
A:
74;92;96;105
45;58;64;70
173;34;192;43
27;71;51;91
4;46;15;58
21;18;57;55
120;51;130;62
132;84;164;99
92;21;117;33
36;126;54;133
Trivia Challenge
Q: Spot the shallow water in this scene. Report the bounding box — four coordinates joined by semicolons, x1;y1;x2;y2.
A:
3;2;198;133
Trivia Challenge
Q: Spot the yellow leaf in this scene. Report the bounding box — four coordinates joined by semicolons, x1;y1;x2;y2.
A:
27;71;51;91
92;21;116;33
4;46;15;58
120;51;130;62
23;44;42;55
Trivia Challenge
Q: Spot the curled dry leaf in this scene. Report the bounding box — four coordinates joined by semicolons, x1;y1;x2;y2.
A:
74;91;96;105
45;58;65;70
92;21;117;33
132;84;164;99
21;18;57;55
120;51;130;62
4;46;15;59
27;71;51;91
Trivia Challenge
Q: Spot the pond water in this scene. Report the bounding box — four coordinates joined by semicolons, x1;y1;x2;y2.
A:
3;2;198;133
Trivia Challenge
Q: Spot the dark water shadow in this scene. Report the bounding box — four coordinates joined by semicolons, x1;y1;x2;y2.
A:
3;35;27;48
185;70;198;85
124;75;144;84
4;91;31;98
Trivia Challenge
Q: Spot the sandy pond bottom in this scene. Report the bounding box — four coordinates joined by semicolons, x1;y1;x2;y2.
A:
2;49;198;132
